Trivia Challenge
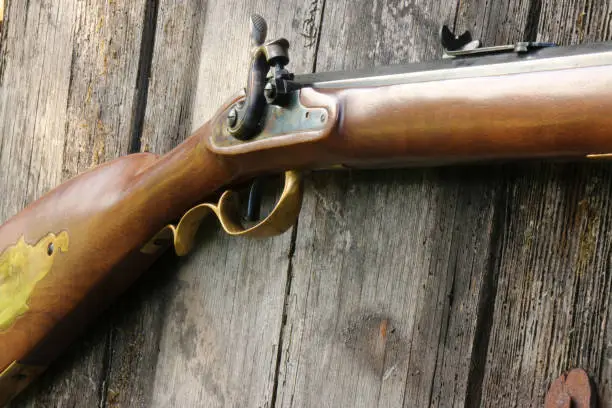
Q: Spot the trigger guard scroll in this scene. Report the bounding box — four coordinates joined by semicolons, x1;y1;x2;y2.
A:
141;171;303;256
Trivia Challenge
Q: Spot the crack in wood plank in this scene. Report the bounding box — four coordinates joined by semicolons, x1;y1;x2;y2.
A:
271;2;327;406
271;225;299;408
464;180;509;408
523;0;543;41
129;0;159;154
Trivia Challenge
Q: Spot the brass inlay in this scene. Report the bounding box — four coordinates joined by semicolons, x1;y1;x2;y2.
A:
586;153;612;159
142;171;303;256
0;232;69;331
0;361;46;406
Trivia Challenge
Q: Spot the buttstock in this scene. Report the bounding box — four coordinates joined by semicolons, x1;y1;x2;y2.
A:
0;124;233;405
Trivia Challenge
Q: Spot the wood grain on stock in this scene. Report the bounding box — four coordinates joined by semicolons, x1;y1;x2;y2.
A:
0;125;232;404
216;65;612;174
322;66;612;166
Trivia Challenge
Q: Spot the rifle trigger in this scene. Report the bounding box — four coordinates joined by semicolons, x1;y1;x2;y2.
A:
246;178;263;222
141;171;303;256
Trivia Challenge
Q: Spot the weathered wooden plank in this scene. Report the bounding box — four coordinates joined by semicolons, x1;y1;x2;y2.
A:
445;0;561;405
537;0;612;44
440;2;541;405
478;164;612;408
455;0;539;45
277;170;505;408
102;1;322;407
469;0;612;406
97;3;207;406
0;0;149;406
272;1;516;407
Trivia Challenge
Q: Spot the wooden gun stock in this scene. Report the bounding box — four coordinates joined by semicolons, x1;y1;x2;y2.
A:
1;38;612;404
0;122;234;404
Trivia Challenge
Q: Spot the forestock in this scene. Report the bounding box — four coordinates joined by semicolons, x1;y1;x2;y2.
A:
209;47;612;174
328;64;612;165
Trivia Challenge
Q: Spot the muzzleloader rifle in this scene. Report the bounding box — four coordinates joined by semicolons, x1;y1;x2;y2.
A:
1;14;612;405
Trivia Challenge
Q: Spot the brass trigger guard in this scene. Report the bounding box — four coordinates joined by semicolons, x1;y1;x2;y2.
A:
142;171;302;256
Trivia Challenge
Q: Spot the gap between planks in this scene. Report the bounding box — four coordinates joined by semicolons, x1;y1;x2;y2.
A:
270;2;327;406
97;1;160;406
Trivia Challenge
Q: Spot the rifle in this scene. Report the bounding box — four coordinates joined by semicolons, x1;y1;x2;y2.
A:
0;14;611;405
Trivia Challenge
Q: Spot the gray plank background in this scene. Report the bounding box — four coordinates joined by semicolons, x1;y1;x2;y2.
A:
1;0;612;407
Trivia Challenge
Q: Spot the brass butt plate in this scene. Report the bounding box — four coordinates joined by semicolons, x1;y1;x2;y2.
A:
0;361;46;406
